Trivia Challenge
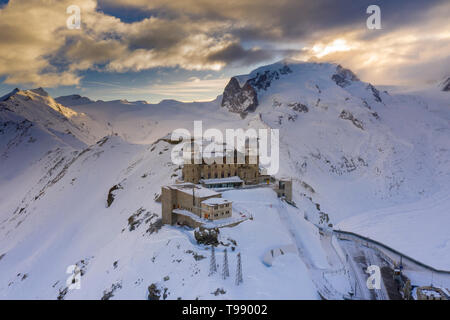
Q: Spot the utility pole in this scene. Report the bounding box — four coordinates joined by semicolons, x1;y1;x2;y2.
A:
222;248;229;279
235;252;243;285
209;245;217;276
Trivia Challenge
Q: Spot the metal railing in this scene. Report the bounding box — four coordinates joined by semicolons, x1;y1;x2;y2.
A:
334;230;450;275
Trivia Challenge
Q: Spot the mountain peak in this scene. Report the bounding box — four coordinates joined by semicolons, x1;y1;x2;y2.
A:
55;94;94;107
221;60;368;116
30;87;49;97
0;87;51;102
0;88;21;101
332;65;359;88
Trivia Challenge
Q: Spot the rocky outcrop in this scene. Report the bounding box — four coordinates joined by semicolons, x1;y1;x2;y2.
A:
247;65;292;91
221;64;293;116
194;227;219;245
332;65;359;88
107;184;122;207
221;77;258;116
339;110;364;130
441;77;450;91
288;102;309;113
148;283;168;300
367;84;382;103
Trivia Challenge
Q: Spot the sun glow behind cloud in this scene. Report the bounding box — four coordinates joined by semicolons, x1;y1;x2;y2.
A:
310;39;353;58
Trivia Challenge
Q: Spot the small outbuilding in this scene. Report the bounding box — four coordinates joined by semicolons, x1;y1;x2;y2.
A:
275;178;293;202
161;183;233;228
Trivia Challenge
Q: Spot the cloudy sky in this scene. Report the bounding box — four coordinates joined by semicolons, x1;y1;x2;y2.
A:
0;0;449;102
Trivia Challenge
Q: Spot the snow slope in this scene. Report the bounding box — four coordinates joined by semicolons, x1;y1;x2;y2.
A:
218;61;449;269
0;134;320;299
0;60;448;299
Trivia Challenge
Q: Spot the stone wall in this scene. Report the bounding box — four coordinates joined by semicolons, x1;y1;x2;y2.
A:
183;162;259;185
161;184;222;227
173;213;203;229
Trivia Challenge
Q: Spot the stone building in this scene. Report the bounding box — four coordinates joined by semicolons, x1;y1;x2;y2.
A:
161;183;233;228
201;198;232;220
182;141;260;185
275;178;293;202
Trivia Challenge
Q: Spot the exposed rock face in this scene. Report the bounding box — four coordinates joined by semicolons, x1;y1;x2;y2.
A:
221;77;258;116
367;84;382;103
332;65;359;88
194;227;219;245
442;77;450;91
221;64;292;116
339;110;364;130
106;184;122;208
247;65;292;90
288;102;309;113
147;283;168;300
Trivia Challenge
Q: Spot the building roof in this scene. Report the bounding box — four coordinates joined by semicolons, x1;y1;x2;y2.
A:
166;183;220;198
200;176;243;185
201;198;232;206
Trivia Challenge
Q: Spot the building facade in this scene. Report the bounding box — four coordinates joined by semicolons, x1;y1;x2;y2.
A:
161;183;233;228
200;176;244;189
201;198;232;220
275;178;293;202
182;151;259;185
180;139;260;185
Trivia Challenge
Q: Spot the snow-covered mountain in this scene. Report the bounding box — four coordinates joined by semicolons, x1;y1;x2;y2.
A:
55;94;95;107
0;60;449;299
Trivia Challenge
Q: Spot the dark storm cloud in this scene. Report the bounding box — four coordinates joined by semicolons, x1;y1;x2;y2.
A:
0;0;448;87
206;43;273;66
108;0;447;42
